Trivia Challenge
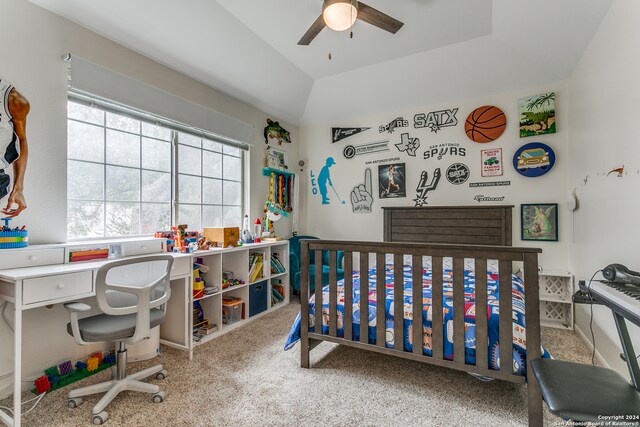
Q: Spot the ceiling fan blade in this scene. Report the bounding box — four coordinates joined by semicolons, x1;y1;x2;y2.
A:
357;2;404;34
298;14;326;45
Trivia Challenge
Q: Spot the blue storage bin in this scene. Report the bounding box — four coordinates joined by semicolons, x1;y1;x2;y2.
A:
249;281;268;317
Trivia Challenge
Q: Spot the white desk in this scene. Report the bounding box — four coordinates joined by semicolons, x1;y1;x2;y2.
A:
0;252;192;427
0;240;290;427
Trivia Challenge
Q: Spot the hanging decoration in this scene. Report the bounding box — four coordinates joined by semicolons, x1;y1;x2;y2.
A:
264;118;291;145
266;171;293;215
464;105;507;143
513;142;556;178
331;127;370;143
343;140;389;159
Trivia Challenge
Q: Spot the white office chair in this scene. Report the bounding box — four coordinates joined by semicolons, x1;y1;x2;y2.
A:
64;255;174;425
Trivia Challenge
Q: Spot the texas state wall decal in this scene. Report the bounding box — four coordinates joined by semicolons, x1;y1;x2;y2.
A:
331;127;370;143
350;168;374;214
395;133;420;157
378;163;406;199
413;168;441;206
379;117;409;134
513;142;556;178
413;108;458;133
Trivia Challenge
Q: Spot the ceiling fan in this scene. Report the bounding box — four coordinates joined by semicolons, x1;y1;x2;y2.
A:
298;0;404;46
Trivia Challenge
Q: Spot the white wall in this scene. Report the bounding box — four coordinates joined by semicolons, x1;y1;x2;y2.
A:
568;0;640;376
0;0;298;396
299;85;569;269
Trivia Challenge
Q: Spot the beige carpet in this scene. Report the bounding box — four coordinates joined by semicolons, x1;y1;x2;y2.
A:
7;302;596;426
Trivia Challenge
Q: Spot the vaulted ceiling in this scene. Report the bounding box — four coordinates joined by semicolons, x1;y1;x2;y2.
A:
30;0;612;125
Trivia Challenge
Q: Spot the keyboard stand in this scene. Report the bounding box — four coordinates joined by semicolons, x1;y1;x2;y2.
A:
574;290;640;392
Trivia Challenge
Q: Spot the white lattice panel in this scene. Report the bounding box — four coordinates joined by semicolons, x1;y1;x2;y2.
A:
540;274;571;301
540;301;573;330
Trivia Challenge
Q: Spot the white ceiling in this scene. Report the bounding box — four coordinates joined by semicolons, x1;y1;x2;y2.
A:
29;0;612;126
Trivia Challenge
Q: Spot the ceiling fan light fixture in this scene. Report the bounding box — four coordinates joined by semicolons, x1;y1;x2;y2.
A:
322;0;358;32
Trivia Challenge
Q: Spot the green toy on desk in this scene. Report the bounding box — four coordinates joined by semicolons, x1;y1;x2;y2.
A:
0;217;28;249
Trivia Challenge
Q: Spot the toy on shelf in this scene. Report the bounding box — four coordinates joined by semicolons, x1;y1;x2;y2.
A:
0;217;28;249
156;225;199;253
221;271;245;289
32;350;116;395
253;219;262;243
261;202;284;242
241;215;254;244
203;227;239;248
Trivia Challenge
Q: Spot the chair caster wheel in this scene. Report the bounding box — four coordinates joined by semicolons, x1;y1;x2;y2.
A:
156;370;168;380
152;391;166;403
67;397;84;409
92;411;109;425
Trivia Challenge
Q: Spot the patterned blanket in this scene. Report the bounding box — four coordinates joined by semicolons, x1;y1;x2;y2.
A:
285;264;550;376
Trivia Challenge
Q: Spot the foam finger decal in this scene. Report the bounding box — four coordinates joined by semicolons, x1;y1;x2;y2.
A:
351;168;374;214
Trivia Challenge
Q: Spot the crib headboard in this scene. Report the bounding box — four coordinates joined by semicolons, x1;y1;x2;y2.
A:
382;205;513;246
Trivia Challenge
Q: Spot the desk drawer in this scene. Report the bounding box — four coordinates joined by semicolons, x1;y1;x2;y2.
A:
23;271;93;305
122;240;162;257
170;257;191;278
0;248;64;270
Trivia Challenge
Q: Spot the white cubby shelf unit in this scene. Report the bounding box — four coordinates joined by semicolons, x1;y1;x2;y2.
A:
184;241;290;358
538;270;574;330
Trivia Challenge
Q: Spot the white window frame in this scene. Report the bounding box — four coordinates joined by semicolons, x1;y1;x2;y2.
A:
66;91;248;240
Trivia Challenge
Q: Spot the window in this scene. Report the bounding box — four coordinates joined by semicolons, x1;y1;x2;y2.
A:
67;100;245;240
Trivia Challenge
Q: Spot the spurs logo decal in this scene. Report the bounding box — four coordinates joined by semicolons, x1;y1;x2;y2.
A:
379;117;409;134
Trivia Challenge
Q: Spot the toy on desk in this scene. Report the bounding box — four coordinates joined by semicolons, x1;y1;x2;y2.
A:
32;350;116;395
0;217;28;249
241;214;254;243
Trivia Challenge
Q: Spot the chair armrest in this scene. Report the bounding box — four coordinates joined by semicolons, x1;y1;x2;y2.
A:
289;252;300;273
63;302;92;313
64;302;92;346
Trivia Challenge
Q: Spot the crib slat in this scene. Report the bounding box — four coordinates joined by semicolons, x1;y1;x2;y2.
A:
412;256;423;355
344;252;353;341
394;254;404;352
376;253;386;347
499;260;513;374
360;252;369;344
475;259;489;370
315;250;323;335
453;257;465;364
329;251;338;337
432;256;444;360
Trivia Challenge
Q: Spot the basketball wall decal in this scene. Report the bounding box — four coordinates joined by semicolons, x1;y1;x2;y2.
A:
465;105;507;143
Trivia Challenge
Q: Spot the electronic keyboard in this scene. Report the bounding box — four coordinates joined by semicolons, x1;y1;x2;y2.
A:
582;280;640;327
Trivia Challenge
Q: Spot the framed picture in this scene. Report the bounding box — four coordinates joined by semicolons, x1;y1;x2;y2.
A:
518;92;556;138
521;203;558;241
266;148;288;170
481;148;503;177
378;162;406;199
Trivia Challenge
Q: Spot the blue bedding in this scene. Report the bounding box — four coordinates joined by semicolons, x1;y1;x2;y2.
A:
285;264;550;377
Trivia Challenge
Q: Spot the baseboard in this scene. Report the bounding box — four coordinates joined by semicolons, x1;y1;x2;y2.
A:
574;324;610;368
